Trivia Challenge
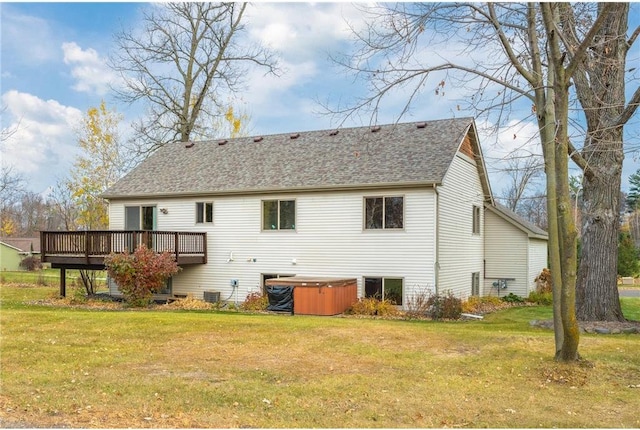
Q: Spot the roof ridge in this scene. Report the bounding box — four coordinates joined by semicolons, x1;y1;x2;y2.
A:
188;117;475;145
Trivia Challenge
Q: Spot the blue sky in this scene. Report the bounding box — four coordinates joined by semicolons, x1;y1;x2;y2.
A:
2;2;639;197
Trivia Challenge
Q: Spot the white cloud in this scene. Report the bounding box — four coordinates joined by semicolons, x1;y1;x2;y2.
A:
246;3;364;62
0;5;59;66
62;42;117;96
1;90;83;193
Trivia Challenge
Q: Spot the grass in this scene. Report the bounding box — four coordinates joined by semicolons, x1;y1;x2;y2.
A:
1;284;639;428
0;269;107;287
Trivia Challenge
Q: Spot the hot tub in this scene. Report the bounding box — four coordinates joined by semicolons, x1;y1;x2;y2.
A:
265;276;358;316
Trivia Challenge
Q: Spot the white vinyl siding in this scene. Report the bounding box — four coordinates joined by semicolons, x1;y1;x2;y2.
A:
483;209;528;297
528;238;548;294
108;188;437;306
483;207;548;298
436;153;485;299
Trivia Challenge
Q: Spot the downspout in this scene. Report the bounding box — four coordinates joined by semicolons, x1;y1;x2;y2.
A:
434;184;440;295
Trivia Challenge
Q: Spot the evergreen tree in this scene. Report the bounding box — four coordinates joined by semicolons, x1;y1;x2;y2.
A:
618;230;639;277
627;169;640;211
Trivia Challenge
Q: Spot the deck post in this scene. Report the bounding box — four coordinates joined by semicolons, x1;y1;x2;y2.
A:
60;268;66;297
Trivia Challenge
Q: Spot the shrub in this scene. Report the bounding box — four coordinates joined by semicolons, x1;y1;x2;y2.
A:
534;268;552;293
165;295;215;310
462;295;503;314
241;291;269;311
426;291;462;320
405;285;435;318
501;293;524;303
104;245;181;307
618;231;640;277
19;256;42;271
527;290;553;305
347;297;400;317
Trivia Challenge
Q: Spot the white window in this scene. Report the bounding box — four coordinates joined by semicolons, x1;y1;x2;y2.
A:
472;205;481;234
364;196;404;230
472;272;480;296
364;277;404;305
196;202;213;224
262;200;296;230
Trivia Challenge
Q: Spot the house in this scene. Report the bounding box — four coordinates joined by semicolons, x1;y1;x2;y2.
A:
98;117;548;308
0;237;41;271
484;204;549;297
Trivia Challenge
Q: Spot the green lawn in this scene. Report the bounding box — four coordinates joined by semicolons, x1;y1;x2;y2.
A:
1;284;639;428
0;269;107;287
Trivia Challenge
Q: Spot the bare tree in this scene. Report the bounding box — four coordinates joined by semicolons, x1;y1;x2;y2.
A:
110;2;279;156
500;153;544;213
48;183;80;231
566;3;640;322
329;3;634;361
0;166;26;236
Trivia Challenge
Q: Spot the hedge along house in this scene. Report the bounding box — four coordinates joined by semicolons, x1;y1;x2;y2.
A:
99;117;548;308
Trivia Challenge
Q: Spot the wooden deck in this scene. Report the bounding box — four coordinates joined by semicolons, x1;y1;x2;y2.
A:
40;230;207;269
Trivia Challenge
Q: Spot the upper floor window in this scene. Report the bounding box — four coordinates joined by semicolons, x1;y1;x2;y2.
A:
364;196;404;230
263;199;296;230
472;205;481;234
196;202;213;224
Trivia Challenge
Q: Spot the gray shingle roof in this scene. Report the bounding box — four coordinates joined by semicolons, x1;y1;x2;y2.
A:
487;203;549;239
103;117;476;198
1;237;41;253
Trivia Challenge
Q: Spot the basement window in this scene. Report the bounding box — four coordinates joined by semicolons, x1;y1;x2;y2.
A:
472;272;480;296
364;277;404;306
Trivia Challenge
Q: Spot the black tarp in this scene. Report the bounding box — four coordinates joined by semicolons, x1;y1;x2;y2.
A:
266;285;293;313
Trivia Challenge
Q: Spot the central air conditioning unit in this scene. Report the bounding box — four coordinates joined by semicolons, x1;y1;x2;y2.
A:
203;291;221;303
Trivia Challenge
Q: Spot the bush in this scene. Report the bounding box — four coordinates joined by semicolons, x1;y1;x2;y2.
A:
527;290;553;305
104;245;181;307
404;285;435;318
426;291;462;320
347;297;400;317
165;295;215;310
241;291;269;311
501;293;524;303
19;256;42;271
462;296;503;314
534;268;552;293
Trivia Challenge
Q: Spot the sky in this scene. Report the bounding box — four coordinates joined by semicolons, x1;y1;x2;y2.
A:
1;2;639;198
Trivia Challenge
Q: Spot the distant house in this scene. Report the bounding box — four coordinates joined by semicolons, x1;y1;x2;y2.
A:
97;117;548;307
0;237;41;271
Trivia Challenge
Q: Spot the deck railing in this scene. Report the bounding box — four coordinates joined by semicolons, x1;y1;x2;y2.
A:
40;230;207;266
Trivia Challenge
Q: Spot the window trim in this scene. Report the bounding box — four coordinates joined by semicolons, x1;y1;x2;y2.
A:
124;205;157;231
195;201;214;224
472;205;481;235
363;276;404;306
363;195;405;231
471;272;480;296
261;199;296;231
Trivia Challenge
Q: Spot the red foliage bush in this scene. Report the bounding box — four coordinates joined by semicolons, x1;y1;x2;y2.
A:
104;245;181;307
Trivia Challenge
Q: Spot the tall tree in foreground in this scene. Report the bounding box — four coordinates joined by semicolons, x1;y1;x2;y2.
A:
110;2;278;156
568;3;640;322
331;2;637;360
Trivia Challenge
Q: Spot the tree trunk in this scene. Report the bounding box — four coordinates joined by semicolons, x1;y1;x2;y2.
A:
576;142;624;321
575;3;628;322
